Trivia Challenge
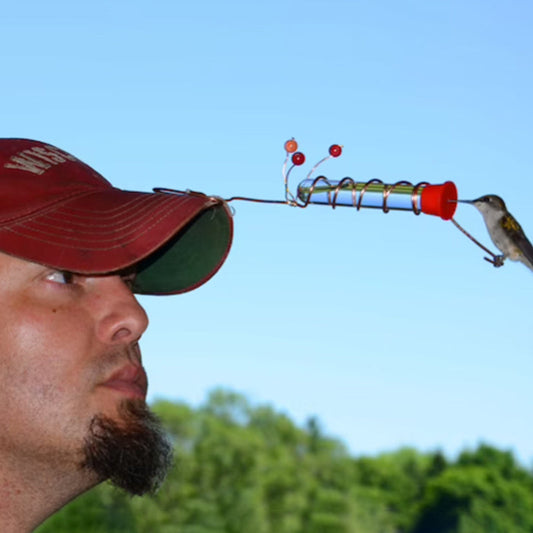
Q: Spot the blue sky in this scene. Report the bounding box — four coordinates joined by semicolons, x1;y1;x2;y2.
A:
1;0;532;464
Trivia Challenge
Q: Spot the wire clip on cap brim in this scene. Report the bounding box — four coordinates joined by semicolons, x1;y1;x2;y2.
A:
421;181;458;220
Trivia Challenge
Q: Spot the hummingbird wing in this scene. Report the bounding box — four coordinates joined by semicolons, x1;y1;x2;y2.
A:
500;213;533;268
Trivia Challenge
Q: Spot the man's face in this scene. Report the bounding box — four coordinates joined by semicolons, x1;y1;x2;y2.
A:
0;251;167;489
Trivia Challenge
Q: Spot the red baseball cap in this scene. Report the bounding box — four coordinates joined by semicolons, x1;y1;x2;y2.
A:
0;138;233;295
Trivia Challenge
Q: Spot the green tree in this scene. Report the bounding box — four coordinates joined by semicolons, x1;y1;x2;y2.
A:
353;447;438;530
412;463;533;533
35;394;533;533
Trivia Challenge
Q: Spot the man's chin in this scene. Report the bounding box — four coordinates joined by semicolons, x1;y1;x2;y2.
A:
80;399;173;495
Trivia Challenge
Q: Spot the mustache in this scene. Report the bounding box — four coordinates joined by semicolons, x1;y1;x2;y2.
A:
93;342;144;380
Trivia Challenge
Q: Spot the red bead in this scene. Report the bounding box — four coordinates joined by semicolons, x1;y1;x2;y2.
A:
292;152;305;166
284;139;298;153
329;144;342;157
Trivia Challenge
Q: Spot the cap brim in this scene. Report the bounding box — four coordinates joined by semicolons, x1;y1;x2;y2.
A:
0;189;233;295
133;202;233;295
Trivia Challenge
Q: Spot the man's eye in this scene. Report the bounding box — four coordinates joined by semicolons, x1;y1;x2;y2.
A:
46;271;75;284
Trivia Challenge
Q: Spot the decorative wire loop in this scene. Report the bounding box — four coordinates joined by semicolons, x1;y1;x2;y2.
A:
411;182;428;215
333;177;357;209
357;179;382;210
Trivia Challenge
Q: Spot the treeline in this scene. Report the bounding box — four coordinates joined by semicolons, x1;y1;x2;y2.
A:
38;389;533;533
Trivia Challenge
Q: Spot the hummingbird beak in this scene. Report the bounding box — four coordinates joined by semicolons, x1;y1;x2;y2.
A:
456;199;474;204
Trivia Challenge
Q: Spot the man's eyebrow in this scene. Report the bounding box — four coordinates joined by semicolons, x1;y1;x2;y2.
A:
120;267;137;279
119;270;137;287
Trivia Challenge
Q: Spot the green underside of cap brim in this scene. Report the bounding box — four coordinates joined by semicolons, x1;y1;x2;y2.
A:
133;204;232;295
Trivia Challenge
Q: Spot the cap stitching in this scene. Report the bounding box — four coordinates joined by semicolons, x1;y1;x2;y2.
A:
55;193;173;218
0;187;106;226
2;200;209;251
31;195;180;230
18;201;185;240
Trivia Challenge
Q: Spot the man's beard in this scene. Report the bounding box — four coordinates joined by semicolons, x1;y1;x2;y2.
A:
81;400;173;495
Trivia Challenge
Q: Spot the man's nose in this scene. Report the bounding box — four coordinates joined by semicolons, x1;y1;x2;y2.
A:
91;276;149;345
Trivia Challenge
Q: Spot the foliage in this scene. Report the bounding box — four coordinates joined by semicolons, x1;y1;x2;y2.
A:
37;390;533;533
412;446;533;533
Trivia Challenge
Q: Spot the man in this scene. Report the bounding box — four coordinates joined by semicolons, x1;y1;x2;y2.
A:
0;138;233;532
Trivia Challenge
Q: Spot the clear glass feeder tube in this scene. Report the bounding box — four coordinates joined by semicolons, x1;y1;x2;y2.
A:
296;178;458;220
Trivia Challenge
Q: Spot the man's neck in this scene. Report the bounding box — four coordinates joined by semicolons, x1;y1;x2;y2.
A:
0;456;99;532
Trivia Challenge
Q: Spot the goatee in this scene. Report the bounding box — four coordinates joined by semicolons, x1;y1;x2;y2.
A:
81;400;173;495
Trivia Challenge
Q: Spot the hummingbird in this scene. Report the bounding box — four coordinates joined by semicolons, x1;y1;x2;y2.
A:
459;195;533;271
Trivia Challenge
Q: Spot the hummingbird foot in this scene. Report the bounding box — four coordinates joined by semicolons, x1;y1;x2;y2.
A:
484;254;505;268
